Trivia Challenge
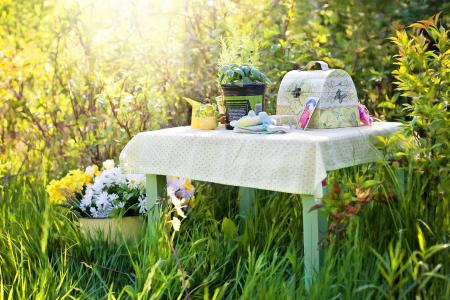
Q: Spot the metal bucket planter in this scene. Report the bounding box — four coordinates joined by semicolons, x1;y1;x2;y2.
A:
78;216;143;242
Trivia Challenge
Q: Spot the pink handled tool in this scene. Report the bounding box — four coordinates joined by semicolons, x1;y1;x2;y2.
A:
358;104;373;126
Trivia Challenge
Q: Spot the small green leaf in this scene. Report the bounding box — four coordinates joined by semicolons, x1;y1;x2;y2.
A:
225;70;234;77
222;218;237;240
417;224;426;253
232;80;244;87
242;76;251;84
362;180;379;188
241;65;250;76
232;67;244;77
250;68;261;78
218;73;225;84
219;65;230;74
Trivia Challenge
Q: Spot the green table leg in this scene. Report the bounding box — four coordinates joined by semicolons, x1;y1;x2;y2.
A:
239;187;256;219
302;195;328;289
145;174;166;221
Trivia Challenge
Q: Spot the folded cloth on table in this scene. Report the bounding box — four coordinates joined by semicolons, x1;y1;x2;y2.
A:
232;123;291;134
270;115;299;128
230;111;290;134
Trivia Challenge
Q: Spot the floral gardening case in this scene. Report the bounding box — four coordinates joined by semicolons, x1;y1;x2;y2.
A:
276;61;360;129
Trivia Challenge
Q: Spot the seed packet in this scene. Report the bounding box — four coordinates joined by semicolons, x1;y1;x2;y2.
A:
224;99;251;128
299;97;319;130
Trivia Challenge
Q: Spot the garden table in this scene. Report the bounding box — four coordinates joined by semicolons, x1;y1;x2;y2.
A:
119;122;401;288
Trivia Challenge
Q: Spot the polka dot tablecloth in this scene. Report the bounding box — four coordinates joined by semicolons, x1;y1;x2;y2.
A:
119;122;401;198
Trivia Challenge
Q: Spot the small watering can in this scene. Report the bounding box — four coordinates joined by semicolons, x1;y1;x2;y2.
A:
185;98;218;130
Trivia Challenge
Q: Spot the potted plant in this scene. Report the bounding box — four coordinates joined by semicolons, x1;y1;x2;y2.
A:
217;64;271;129
46;160;148;242
47;160;197;242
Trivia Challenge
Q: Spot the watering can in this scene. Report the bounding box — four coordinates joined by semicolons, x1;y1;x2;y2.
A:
185;98;218;130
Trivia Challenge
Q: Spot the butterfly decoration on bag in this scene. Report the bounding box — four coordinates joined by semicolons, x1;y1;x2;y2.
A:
334;89;347;104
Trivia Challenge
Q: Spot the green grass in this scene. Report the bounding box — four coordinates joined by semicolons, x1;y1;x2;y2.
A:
0;163;449;299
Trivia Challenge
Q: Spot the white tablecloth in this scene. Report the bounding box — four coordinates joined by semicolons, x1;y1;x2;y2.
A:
120;122;401;198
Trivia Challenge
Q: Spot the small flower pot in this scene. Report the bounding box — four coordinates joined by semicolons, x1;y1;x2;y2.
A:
221;83;266;129
78;216;143;242
198;116;218;130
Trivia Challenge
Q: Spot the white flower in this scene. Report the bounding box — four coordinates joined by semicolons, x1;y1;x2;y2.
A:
96;191;109;207
80;187;93;210
114;201;125;209
90;167;124;192
170;217;181;231
85;166;95;177
102;167;126;186
90;207;97;216
167;184;178;197
91;177;105;193
93;210;109;218
93;191;113;218
126;174;145;188
108;193;119;202
103;159;115;170
169;193;186;218
79;162;150;217
167;178;195;199
138;196;148;214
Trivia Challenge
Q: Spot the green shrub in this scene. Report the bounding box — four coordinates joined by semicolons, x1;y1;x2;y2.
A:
390;13;449;204
322;16;450;298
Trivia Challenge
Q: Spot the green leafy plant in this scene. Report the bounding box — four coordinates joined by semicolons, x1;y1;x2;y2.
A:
370;225;449;299
217;64;271;86
389;13;449;201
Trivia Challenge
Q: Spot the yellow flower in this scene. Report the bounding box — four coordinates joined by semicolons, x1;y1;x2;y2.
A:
65;169;92;193
183;180;194;193
47;169;93;204
46;179;72;204
187;196;196;208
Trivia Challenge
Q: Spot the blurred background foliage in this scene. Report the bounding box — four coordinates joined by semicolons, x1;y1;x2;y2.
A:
0;0;448;182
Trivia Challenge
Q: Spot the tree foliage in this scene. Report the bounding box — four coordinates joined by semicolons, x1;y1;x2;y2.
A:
0;0;448;180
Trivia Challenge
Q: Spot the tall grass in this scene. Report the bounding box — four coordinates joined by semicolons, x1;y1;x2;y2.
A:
0;160;448;299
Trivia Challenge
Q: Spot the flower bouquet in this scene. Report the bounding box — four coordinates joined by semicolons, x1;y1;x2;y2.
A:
47;159;147;241
47;160;196;240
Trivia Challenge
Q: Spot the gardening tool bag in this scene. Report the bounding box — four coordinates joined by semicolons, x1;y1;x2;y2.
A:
276;61;360;128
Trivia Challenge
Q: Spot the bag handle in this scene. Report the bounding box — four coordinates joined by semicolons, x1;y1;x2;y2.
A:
303;60;329;71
